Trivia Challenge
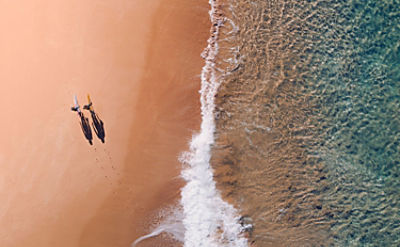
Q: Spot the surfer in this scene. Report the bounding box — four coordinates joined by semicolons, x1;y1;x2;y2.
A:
83;94;106;143
71;95;93;145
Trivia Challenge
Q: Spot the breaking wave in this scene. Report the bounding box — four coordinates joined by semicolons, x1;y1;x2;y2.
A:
133;1;248;246
179;0;247;246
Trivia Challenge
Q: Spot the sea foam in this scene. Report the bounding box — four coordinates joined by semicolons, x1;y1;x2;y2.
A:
178;0;248;246
132;1;247;246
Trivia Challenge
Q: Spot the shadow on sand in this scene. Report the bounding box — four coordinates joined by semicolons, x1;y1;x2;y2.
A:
75;110;93;145
71;95;106;145
84;105;105;143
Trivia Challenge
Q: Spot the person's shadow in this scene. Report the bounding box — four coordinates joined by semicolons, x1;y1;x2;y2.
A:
71;107;93;145
84;103;105;143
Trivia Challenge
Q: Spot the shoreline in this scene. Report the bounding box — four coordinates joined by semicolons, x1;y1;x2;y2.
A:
178;0;249;246
0;0;210;246
80;1;211;246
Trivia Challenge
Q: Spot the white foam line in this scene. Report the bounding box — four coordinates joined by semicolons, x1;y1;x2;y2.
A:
179;1;248;246
131;208;185;247
131;228;165;247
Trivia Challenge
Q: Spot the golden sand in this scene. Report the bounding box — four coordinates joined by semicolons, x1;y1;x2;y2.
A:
0;0;209;246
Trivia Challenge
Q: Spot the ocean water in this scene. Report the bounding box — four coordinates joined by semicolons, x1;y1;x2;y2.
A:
306;0;400;245
211;0;400;246
135;0;399;246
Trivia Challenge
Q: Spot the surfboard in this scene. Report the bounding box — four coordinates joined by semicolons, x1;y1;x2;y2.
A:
73;95;81;112
87;94;94;111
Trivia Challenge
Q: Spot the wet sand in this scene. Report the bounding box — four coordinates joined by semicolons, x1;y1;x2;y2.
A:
0;0;209;246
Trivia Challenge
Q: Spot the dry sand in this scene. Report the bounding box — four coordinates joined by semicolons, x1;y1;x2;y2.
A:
0;0;209;246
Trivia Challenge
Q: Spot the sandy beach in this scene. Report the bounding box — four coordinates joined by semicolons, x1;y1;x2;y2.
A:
0;0;209;246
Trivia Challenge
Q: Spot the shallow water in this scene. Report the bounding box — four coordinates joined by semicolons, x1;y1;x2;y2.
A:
306;0;400;245
212;0;400;246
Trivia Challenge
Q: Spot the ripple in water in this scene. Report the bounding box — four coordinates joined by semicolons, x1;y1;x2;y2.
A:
211;0;400;246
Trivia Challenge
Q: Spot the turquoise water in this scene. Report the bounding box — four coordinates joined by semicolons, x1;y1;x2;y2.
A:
307;0;400;245
212;0;400;245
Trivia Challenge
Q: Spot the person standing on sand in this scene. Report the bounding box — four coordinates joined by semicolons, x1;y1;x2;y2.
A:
71;95;93;145
83;94;106;143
